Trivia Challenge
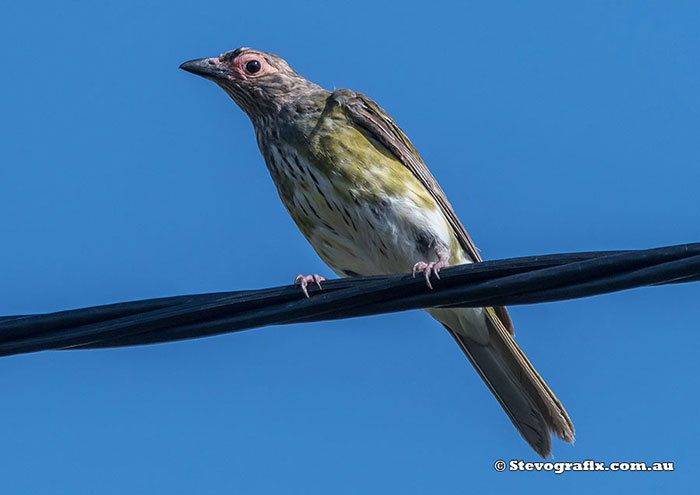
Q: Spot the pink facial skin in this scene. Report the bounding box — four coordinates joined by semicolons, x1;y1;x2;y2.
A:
224;52;278;80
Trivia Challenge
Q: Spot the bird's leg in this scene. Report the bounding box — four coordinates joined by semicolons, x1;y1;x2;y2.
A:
294;273;325;298
412;253;450;290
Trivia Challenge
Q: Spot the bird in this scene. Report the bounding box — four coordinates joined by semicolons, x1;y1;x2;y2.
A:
180;47;574;457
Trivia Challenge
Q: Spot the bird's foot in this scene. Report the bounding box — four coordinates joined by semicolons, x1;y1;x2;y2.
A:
294;273;325;298
412;259;449;289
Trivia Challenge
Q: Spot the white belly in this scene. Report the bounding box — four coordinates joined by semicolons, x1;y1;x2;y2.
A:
265;144;462;278
312;194;455;277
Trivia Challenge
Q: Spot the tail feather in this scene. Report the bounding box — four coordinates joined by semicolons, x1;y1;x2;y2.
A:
428;307;574;457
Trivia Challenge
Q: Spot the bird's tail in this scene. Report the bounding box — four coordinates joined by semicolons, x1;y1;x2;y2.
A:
427;306;574;457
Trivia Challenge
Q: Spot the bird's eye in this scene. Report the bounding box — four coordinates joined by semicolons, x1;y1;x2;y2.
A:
246;60;262;74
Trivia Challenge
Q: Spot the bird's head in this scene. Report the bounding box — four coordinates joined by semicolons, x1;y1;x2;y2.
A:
180;47;320;121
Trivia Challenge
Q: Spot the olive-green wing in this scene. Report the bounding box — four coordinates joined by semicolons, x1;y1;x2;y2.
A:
333;89;514;333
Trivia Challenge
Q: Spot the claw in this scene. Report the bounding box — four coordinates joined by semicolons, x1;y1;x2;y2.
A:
294;273;325;298
412;259;449;290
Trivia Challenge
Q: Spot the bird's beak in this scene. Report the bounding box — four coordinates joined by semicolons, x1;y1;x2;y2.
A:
179;57;230;81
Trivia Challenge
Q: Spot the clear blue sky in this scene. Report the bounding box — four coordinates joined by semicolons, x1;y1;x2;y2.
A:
1;1;698;493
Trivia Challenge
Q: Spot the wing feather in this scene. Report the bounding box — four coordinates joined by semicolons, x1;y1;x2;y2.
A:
333;89;514;333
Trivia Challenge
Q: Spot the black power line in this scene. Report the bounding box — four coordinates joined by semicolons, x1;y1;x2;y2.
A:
1;242;698;358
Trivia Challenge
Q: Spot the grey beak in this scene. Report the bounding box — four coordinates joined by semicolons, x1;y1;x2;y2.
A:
179;58;229;81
